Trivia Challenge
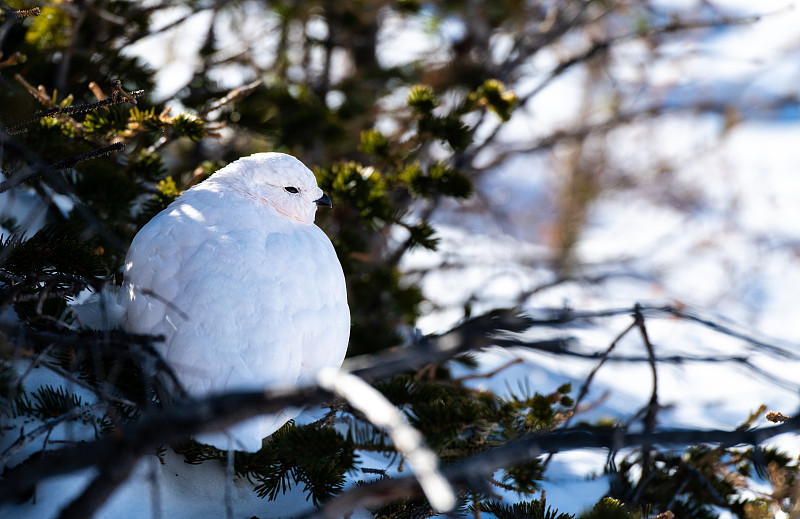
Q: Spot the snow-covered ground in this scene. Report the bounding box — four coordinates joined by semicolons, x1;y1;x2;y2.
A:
4;1;800;517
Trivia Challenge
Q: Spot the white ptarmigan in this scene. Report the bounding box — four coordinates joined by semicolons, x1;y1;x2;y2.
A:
118;152;350;452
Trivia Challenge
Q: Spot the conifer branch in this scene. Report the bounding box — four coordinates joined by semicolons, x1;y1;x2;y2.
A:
0;7;40;48
0;272;91;310
0;133;128;252
2;303;798;513
5;78;144;135
8;381;798;516
0;403;109;468
0;141;122;193
0;7;41;21
0;385;332;505
0;321;184;401
3;315;551;509
304;419;800;519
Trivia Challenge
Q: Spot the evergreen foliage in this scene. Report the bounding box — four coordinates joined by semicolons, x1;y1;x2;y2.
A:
0;1;798;518
608;442;799;519
578;498;639;519
15;384;83;420
475;495;574;519
172;422;357;506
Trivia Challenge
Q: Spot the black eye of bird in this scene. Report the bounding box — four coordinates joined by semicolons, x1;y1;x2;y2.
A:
284;186;299;193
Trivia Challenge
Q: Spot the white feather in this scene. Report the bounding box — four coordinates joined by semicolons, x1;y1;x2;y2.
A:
119;153;350;451
71;285;126;330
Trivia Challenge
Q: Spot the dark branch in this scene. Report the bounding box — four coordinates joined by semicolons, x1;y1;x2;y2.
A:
0;142;125;193
5;88;144;135
0;7;41;49
633;304;660;432
0;131;128;253
306;419;800;518
346;309;568;381
0;385;332;505
3;303;797;513
0;142;126;194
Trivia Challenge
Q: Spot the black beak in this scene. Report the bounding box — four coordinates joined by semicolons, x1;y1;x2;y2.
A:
314;193;332;208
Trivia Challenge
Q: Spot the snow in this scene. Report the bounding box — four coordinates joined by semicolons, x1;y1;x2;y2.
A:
7;0;800;517
0;450;325;519
0;183;48;236
400;2;800;514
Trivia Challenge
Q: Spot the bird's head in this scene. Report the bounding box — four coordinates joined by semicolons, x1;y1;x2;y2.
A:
207;152;331;224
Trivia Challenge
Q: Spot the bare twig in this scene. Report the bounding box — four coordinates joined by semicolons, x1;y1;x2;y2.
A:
119;7;200;47
200;79;263;118
561;318;637;430
467;8;773;170
524;304;800;361
453;357;523;383
634;304;660;432
0;51;20;69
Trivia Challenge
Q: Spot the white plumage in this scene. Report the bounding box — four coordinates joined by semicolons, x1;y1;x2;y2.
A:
118;152;350;452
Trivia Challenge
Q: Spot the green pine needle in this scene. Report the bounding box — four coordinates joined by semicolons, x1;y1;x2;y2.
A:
16;384;83;419
172;113;206;141
475;496;574;519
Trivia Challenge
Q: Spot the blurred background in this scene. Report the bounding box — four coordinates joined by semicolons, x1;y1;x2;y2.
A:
3;0;800;517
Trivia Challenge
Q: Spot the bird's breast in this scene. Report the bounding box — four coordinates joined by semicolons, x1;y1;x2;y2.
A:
122;214;348;397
